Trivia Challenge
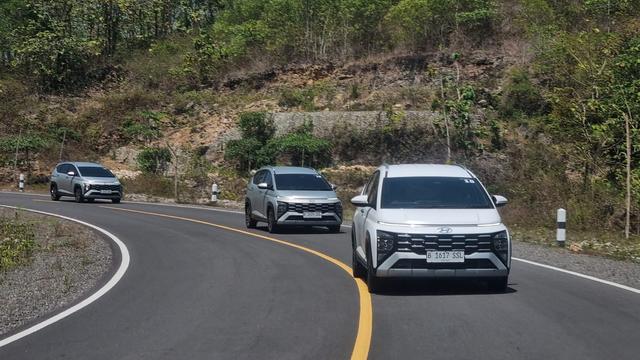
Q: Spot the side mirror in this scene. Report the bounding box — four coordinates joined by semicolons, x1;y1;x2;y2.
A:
351;194;369;207
331;183;338;191
67;171;76;177
257;182;271;190
492;195;508;207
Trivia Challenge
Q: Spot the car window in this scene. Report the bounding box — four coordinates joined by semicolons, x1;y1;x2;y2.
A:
253;170;265;185
56;164;65;173
366;171;380;208
264;171;273;187
380;176;493;209
78;166;115;178
69;165;79;175
274;174;332;191
62;164;72;174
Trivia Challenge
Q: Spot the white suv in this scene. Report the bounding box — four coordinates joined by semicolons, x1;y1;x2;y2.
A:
350;164;510;293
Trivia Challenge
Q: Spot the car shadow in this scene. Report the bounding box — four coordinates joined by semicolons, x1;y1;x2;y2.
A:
255;225;343;235
373;278;518;296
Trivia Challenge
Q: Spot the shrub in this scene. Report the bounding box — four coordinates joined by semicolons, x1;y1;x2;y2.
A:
136;147;172;174
278;87;316;110
500;68;547;117
237;112;275;143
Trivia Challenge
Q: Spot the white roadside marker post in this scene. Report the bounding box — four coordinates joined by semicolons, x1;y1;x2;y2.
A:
211;183;219;203
557;208;566;247
18;173;25;192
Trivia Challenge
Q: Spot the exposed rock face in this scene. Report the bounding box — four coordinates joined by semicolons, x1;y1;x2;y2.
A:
206;110;441;162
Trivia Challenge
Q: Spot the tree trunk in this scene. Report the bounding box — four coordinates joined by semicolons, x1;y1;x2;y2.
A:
440;76;451;163
623;112;631;239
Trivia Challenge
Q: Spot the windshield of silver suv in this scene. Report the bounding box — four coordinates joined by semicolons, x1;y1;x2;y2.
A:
78;166;116;178
381;176;493;209
274;174;332;191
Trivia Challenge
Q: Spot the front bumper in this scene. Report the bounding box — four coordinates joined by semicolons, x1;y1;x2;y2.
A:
277;211;342;226
375;251;508;278
83;189;122;199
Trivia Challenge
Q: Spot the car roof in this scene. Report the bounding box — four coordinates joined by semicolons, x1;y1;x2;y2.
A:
261;166;318;175
382;164;474;178
59;162;104;167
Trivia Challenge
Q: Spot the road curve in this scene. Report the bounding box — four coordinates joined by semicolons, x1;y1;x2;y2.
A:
1;192;640;359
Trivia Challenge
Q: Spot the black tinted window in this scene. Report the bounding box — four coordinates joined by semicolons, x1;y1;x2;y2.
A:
274;174;332;191
381;177;493;209
78;167;115;178
367;172;380;207
253;170;265;185
56;164;66;173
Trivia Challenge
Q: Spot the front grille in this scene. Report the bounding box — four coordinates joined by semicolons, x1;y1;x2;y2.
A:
286;215;337;221
391;258;496;270
395;233;495;255
288;202;339;213
90;184;121;192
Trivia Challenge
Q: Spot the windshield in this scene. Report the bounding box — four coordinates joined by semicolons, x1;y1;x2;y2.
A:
381;177;493;209
274;174;332;191
78;166;115;178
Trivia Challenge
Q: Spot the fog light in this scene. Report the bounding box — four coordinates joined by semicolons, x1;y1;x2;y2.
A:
377;230;395;252
84;183;91;192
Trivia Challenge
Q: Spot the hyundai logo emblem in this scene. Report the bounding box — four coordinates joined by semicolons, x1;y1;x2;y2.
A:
437;227;453;234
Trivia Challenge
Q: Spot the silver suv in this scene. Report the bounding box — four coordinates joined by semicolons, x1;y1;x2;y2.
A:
245;166;343;233
351;164;511;293
50;162;123;203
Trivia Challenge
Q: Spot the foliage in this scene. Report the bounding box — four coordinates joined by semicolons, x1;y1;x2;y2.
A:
0;217;37;270
500;68;547;117
136;147;172;174
237;112;275;144
267;121;332;168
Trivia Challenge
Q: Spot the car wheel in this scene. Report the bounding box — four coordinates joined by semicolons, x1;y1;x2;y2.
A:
366;240;380;293
352;230;366;279
245;203;257;228
267;208;279;234
111;198;121;204
487;277;508;293
328;225;341;233
74;187;85;203
50;184;60;201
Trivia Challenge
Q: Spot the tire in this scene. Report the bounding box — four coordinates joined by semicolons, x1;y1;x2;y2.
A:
50;184;60;201
366;240;380;293
74;187;85;203
267;207;279;234
352;229;366;279
245;203;257;228
111;198;121;204
487;277;508;293
328;225;341;233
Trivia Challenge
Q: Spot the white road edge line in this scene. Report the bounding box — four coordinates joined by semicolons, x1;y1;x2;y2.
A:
512;257;640;294
0;205;131;348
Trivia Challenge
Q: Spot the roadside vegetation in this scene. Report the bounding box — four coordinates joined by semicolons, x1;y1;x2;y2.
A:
0;1;638;255
0;215;37;270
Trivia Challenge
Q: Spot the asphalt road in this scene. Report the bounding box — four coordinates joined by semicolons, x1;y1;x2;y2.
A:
1;192;639;359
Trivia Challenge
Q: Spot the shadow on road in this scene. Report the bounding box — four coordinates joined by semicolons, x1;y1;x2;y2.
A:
255;225;343;235
373;278;517;297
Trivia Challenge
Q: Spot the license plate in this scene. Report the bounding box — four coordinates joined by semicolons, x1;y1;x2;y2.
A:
100;190;112;194
426;251;465;263
303;212;322;219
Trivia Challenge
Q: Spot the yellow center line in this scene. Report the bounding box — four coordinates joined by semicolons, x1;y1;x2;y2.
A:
100;205;372;360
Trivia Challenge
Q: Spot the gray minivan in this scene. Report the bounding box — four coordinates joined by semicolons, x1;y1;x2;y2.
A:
245;166;343;233
50;162;122;203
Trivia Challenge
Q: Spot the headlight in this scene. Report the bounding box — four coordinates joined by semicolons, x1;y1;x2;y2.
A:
493;231;508;251
334;202;343;217
276;201;288;217
377;230;395;252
